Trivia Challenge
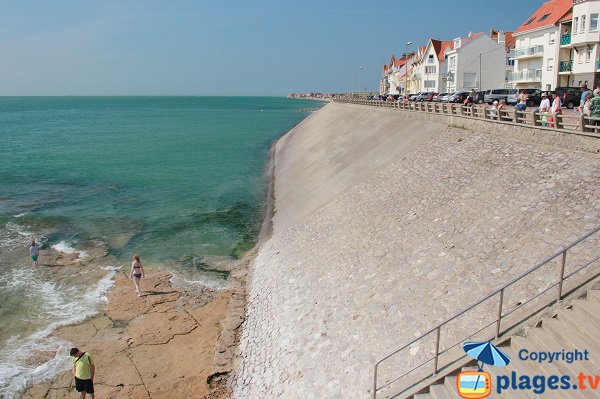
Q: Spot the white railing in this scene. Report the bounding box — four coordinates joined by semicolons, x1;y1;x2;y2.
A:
508;69;543;82
513;45;544;58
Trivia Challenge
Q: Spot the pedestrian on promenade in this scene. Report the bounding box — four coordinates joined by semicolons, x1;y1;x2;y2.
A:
538;92;550;126
550;91;562;127
70;348;95;399
129;254;145;297
489;100;499;119
578;85;591;115
29;239;40;267
464;90;475;115
516;90;528;111
590;89;600;127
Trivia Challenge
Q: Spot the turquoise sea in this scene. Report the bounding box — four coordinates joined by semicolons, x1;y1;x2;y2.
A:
0;96;323;397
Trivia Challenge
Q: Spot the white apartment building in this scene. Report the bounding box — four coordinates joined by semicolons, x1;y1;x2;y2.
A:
415;39;454;93
557;0;600;88
511;0;572;90
445;32;507;93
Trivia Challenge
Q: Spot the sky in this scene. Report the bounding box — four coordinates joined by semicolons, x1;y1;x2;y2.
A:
0;0;541;96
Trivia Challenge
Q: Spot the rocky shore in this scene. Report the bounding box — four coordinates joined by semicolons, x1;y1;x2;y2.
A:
21;246;254;399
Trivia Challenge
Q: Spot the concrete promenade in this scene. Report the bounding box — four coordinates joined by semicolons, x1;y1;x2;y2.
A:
233;102;600;398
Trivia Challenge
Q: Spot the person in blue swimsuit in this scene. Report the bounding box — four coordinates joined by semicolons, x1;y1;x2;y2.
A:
129;255;145;296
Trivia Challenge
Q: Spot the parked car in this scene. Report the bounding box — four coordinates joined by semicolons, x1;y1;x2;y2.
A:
448;91;469;103
432;93;445;102
475;91;486;104
506;89;519;105
415;92;434;101
555;86;582;109
483;89;510;104
408;93;420;101
438;93;451;102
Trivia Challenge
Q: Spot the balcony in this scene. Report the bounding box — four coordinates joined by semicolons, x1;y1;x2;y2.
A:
508;69;543;83
560;33;571;46
512;45;544;59
559;60;573;73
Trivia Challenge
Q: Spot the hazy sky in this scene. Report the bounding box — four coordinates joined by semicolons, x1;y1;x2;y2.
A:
0;0;540;96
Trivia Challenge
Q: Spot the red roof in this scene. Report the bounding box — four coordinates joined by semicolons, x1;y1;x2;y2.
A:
393;58;407;67
560;12;572;22
514;0;572;34
505;32;516;48
431;39;454;61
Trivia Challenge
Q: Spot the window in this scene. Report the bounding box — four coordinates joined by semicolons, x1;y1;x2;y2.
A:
428;54;434;64
574;17;578;33
463;72;477;88
578;49;584;63
538;13;551;23
425;66;436;74
591;14;598;31
524;17;535;25
448;56;456;71
546;84;552;90
547;58;554;71
586;47;592;62
581;15;586;32
424;80;436;88
506;57;515;66
549;32;555;45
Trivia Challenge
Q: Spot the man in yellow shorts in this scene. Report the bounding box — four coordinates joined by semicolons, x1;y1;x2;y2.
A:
70;348;96;399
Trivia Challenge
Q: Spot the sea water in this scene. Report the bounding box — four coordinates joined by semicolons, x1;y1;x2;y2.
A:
0;96;323;397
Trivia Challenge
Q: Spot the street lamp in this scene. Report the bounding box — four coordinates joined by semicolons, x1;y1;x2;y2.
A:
405;41;412;99
359;66;364;96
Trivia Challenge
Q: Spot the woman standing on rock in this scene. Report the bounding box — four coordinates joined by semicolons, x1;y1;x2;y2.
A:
129;255;145;296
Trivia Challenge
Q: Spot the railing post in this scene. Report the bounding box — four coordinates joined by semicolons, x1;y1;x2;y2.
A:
496;288;504;338
373;363;378;399
557;250;567;303
433;326;441;375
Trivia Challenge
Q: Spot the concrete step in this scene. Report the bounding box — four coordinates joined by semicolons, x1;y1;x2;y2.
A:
443;376;463;399
540;318;600;371
586;289;600;303
570;299;600;322
555;307;600;346
428;382;454;399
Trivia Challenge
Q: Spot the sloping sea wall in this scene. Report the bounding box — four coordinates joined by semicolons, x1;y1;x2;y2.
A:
233;102;600;398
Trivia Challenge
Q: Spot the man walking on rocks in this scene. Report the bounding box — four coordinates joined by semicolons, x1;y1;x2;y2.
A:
70;348;96;399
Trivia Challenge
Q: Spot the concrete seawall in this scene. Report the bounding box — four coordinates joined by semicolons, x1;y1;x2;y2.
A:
233;102;600;398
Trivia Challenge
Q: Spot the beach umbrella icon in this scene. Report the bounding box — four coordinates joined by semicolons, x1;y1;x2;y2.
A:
463;341;511;368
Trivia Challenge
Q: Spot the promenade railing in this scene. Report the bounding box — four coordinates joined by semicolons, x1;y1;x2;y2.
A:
333;98;600;137
371;225;600;398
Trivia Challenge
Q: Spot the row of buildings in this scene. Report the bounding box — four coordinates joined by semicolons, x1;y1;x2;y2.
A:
380;0;600;96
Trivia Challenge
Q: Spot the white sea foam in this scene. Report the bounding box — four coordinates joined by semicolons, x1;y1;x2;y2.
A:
0;222;33;249
51;241;88;258
0;266;116;398
12;213;27;218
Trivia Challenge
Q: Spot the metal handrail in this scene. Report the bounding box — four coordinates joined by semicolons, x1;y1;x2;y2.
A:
372;225;600;398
